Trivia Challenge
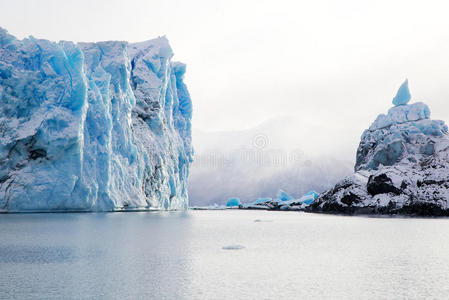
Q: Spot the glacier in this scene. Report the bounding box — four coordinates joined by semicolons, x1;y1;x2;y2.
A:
0;28;193;212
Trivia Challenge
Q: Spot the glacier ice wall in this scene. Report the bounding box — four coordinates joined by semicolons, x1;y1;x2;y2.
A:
0;28;193;212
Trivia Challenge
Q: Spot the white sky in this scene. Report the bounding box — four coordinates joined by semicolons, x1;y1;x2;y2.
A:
2;0;449;144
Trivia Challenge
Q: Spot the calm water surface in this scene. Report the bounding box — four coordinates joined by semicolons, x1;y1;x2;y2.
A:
1;210;449;299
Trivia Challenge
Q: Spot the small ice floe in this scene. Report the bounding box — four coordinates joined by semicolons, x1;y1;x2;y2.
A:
276;189;294;202
253;197;272;205
254;219;273;222
222;245;245;250
226;197;241;207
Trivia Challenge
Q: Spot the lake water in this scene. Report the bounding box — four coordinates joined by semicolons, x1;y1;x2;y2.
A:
1;210;449;299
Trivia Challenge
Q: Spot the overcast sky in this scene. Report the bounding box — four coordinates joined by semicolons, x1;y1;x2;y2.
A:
2;0;449;147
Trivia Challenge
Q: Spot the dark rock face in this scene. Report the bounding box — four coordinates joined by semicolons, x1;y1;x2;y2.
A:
248;200;303;211
340;193;361;205
399;202;449;217
367;174;401;196
309;196;449;216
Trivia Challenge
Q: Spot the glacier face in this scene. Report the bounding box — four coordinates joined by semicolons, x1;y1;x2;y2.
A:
0;28;192;212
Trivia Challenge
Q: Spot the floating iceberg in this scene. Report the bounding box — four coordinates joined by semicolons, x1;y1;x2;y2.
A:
299;190;319;205
276;189;293;202
226;197;241;207
0;28;193;212
245;190;317;210
222;245;245;250
253;197;272;205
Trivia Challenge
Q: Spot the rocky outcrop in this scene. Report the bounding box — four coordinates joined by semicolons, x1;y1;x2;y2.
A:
309;80;449;216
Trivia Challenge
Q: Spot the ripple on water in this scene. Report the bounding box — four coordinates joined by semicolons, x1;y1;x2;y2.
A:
0;245;77;264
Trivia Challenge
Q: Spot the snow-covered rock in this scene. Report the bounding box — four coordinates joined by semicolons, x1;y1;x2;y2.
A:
310;80;449;216
0;28;193;212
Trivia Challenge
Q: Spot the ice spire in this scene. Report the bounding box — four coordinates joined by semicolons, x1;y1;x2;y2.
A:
392;79;411;106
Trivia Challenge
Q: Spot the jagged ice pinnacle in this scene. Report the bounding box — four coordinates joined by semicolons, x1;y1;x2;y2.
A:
392;79;411;106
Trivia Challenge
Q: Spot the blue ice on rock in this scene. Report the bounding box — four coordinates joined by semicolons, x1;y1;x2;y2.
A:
392;79;411;106
300;190;319;205
226;197;241;207
369;102;431;131
0;28;193;211
276;190;293;202
356;80;448;171
253;197;272;205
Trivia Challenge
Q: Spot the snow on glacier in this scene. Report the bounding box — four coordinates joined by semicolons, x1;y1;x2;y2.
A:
0;28;193;211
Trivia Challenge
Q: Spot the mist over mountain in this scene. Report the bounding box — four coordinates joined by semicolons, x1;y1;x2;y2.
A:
189;116;353;205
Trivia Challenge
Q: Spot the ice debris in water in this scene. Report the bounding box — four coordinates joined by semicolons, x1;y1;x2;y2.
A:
276;189;294;201
253;198;272;205
226;197;241;207
392;79;411;106
222;245;245;250
300;190;319;205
